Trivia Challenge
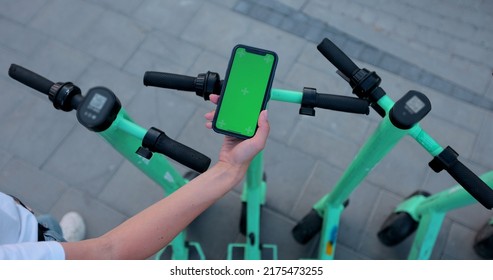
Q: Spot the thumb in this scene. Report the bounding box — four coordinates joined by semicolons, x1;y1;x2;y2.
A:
251;110;269;149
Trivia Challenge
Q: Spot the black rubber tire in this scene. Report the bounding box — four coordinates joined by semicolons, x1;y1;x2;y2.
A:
292;209;323;244
473;221;493;259
377;211;418;246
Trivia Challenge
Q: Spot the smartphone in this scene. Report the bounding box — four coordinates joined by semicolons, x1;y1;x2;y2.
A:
213;44;278;139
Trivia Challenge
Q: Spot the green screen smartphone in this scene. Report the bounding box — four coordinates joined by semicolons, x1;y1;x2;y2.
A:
213;44;278;139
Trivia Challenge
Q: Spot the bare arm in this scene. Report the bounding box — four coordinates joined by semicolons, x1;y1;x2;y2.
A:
62;162;245;259
62;97;269;259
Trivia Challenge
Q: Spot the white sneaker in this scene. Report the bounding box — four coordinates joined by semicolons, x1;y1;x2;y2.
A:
59;211;86;242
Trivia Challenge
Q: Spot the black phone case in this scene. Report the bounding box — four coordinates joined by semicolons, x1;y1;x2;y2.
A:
212;44;278;139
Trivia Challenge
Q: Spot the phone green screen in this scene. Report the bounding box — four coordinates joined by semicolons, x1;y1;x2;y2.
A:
213;45;277;138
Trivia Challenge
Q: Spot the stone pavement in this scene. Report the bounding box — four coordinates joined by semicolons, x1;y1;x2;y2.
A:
0;0;492;259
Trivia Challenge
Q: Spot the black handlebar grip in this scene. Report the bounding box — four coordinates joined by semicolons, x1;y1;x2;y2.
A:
446;161;493;209
143;71;196;92
8;64;54;95
316;93;370;115
154;133;211;173
317;38;360;79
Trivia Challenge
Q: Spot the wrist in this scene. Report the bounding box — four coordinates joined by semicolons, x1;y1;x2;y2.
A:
214;161;248;185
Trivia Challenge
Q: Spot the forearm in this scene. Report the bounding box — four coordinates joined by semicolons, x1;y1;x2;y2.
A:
63;162;246;259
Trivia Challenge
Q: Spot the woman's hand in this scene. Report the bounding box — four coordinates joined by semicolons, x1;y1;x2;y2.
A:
204;94;270;171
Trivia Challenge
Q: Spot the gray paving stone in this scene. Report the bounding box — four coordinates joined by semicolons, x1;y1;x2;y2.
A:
302;0;492;97
398;62;423;84
41;125;124;196
140;31;203;71
98;161;164;217
334;244;370;260
358;46;384;66
482;78;492;100
365;137;431;198
262;139;316;216
289;122;359;170
84;0;145;15
0;46;29;78
21;40;94;83
208;0;237;9
133;0;204;35
188;49;229;77
0;149;12;170
338;181;381;249
297;107;372;146
76;60;143;106
291;161;343;220
0;18;49;57
341;39;365;59
49;187;128;238
259;207;317;260
442;222;482;260
0;76;29;120
123;33;202;78
233;0;253;15
181;2;306;80
187;191;246;260
447;201;492;233
74;10;148;69
471;111;493;170
0;158;67;214
0;0;48;24
282;61;349;100
379;53;402;74
126;86;200;140
29;0;105;46
0;96;77;168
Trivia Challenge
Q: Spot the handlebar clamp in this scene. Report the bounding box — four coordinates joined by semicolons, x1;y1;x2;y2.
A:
351;69;381;101
429;146;459;173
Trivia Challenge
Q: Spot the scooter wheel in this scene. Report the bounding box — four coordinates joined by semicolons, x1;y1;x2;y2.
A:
292;209;323;244
473;221;493;259
377;211;418;246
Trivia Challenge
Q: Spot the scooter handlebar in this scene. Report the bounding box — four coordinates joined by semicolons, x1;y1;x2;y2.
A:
315;93;370;114
317;38;360;80
148;128;211;173
8;64;54;96
143;71;196;92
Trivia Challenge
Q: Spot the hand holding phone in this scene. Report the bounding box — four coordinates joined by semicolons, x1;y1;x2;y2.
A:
213;44;278;139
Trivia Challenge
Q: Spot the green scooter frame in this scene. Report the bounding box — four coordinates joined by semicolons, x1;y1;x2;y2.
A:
291;38;493;260
379;171;493;259
99;109;206;260
8;64;212;260
225;88;359;260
